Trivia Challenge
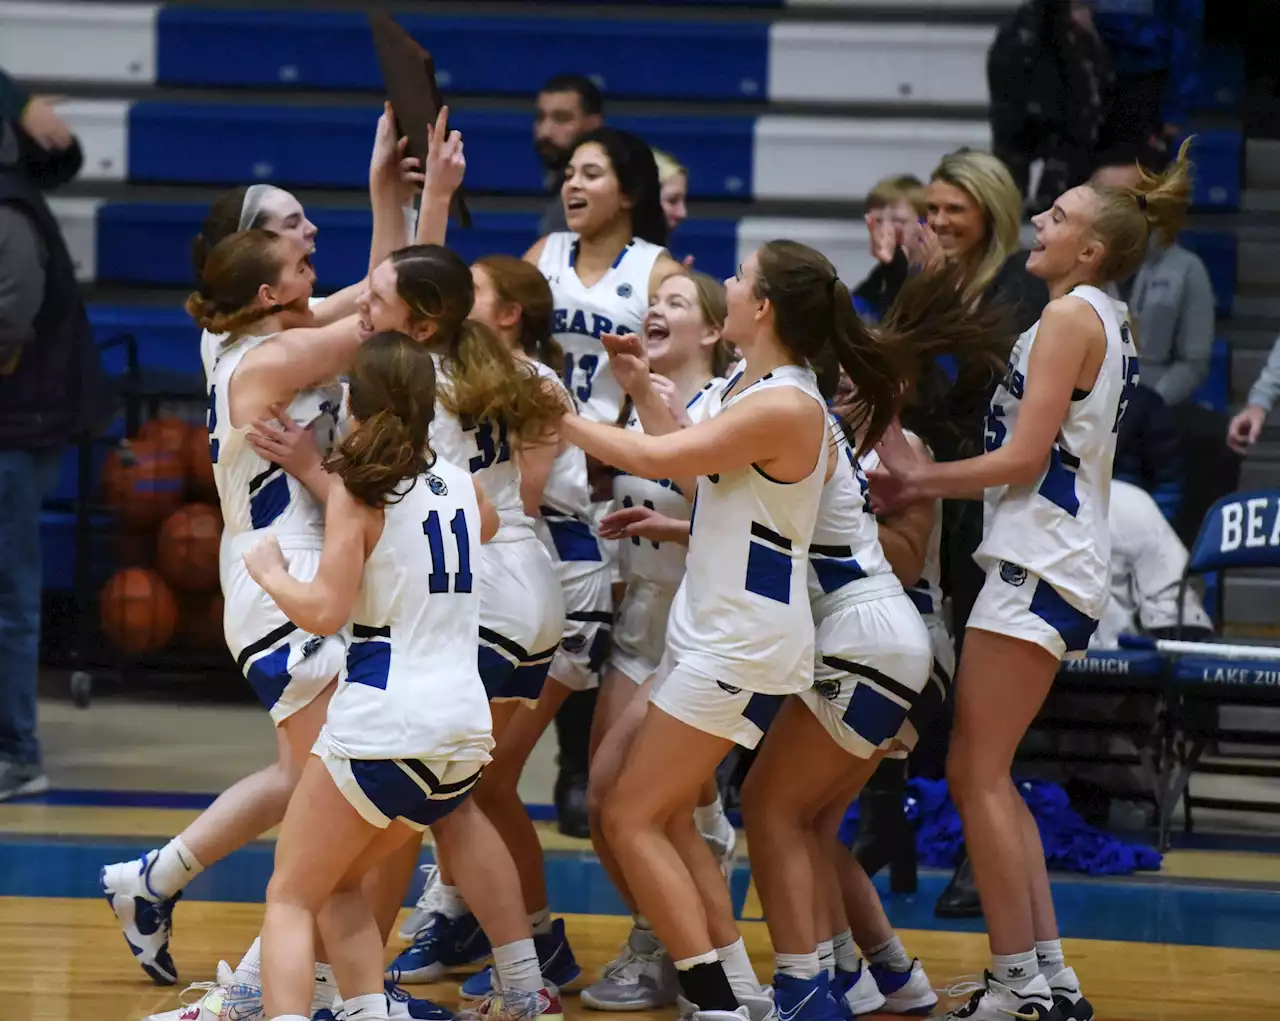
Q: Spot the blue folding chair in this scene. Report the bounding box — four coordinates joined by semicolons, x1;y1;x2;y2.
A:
1147;489;1280;849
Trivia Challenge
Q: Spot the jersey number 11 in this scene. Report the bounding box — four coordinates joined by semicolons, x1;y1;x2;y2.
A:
423;509;473;594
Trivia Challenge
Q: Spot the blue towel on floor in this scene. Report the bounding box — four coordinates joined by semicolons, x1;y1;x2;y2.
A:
839;777;1162;876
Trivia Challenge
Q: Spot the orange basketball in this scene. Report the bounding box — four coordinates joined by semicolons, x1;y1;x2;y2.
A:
101;438;186;528
185;422;216;500
157;503;222;593
177;592;225;651
99;567;179;655
137;416;191;458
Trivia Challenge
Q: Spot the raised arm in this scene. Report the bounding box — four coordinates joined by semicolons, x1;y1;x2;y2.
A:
416;106;466;248
242;483;374;636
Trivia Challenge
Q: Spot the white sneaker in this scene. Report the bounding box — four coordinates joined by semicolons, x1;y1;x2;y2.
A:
1045;966;1093;1021
580;927;679;1011
678;989;773;1021
399;864;442;940
143;962;262;1021
836;963;886;1016
869;959;937;1014
700;825;737;885
942;974;1055;1021
102;852;181;985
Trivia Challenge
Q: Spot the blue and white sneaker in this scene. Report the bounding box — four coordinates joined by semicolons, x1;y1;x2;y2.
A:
101;851;182;985
141;962;261;1020
869;960;937;1015
772;973;845;1021
387;976;455;1020
459;918;581;1000
389;910;492;983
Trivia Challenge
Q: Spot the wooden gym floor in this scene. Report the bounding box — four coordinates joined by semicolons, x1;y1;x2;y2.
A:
4;695;1280;1020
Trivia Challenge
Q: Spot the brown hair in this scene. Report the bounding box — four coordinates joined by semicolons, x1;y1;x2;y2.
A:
867;174;927;217
192;187;259;282
185;229;291;336
389;245;564;445
324;331;437;508
1087;137;1194;283
755;241;1012;457
473;255;564;374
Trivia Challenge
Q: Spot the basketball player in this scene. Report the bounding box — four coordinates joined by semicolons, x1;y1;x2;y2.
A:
241;330;560;1021
555;241;948;1021
579;271;736;1013
870;142;1194;1021
100;224;361;1010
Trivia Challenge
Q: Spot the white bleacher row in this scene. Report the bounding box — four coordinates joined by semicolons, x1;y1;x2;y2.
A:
54;99;993;203
0;0;1002;107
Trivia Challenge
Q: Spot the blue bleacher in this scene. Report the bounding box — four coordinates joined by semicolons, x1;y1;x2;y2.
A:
130;104;756;199
155;8;771;101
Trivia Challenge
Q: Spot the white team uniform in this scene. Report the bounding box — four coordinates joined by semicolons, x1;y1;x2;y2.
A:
430;355;564;702
971;285;1139;660
537;231;667;584
651;366;829;749
1092;479;1212;649
209;334;346;722
610;378;727;684
861;441;953;755
200;296;326;384
315;458;493;830
796;422;932;759
530;361;611;691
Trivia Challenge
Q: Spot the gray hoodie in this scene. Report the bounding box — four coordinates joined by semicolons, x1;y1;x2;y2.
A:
1246;336;1280;413
1119;239;1215;406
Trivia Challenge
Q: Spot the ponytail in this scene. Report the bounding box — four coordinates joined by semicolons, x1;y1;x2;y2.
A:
324;331;437;508
185;229;290;337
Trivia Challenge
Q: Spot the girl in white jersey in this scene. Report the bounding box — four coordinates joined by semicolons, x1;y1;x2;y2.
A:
242;331;561;1021
870;143;1193;1021
557;240;928;1021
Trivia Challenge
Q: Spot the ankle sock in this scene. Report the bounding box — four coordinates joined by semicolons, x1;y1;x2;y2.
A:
529;906;553;937
865;935;911;973
716;937;761;998
493;938;543;994
675;953;738;1013
993;949;1039;991
694;796;734;846
312;963;337;1013
436;883;469;920
341;992;388;1021
146;837;204;899
816;940;835;978
1035;939;1065;979
235;937;262;980
775;951;820;980
831;930;859;972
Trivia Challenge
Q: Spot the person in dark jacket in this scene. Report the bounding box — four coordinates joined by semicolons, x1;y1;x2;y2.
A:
0;111;110;801
533;73;604;238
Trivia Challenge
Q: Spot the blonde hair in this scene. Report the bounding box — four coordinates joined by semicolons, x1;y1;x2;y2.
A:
653;149;687;188
1087;138;1194;283
867;174;927;217
675;270;735;377
930;150;1022;301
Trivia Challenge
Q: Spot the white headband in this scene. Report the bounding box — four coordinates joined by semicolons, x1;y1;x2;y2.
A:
238;183;276;231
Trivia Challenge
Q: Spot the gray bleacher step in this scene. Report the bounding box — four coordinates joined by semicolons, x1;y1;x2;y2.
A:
1247;139;1280;190
1244;190;1280;215
1225;320;1279;350
1225;575;1280;627
1233;348;1274;401
1240;239;1280;288
1233;287;1280;320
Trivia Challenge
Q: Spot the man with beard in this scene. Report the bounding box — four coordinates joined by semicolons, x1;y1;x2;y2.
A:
534;74;604;237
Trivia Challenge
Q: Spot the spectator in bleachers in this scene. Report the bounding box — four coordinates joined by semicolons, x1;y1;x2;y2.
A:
534;74;604;237
0;105;109;801
851;174;926;323
1113;383;1184;522
1227;335;1280;454
654;150;688;233
1085;0;1204;166
1093;143;1213;405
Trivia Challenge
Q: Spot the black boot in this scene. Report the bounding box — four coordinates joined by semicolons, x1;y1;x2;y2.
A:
853;758;917;894
934;847;982;918
553;689;596;838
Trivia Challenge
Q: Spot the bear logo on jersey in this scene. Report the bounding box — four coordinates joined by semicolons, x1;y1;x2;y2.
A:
562;635;588;654
616;282;633;298
814;678;841;702
716;680;742;695
425;473;448;496
301;635;325;659
999;561;1028;587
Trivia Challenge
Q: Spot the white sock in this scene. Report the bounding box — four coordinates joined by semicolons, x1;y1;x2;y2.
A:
816;939;835;978
437;883;469;920
529;906;553;937
312;963;337;1014
992;949;1039;991
235;937;262;979
693;796;734;844
340;992;388;1021
493;939;543;994
633;913;653;930
865;935;911;973
145;837;204;899
775;951;820;980
832;930;859;973
716;938;761;998
270;1016;311;1021
1035;939;1065;979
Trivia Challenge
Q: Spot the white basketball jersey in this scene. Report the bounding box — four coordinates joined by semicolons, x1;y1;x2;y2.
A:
323;458;494;762
808;418;896;620
536;232;665;424
208;334;344;554
862;438;943;619
529;361;599;563
201;296;324;386
976;285;1139;619
612;377;726;591
664;365;829;694
429;354;533;543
